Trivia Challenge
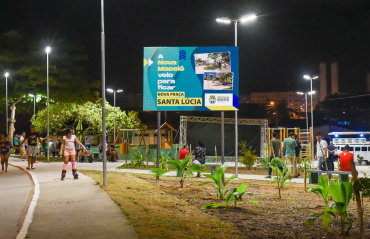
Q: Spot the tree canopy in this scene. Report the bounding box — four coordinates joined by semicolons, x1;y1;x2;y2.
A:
0;30;100;114
31;100;146;135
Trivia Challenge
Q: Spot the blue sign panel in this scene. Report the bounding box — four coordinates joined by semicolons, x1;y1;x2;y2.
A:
143;47;239;111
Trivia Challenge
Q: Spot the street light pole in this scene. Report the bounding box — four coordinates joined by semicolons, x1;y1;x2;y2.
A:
216;14;256;178
45;47;51;162
303;75;318;167
101;0;107;186
107;88;123;141
4;72;9;138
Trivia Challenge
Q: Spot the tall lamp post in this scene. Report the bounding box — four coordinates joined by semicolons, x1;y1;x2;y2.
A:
4;72;9;138
107;88;123;141
101;0;107;186
45;46;51;161
303;75;318;167
216;14;257;178
28;94;36;116
297;91;316;132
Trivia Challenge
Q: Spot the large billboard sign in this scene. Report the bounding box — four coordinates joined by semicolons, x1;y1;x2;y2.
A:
143;47;238;111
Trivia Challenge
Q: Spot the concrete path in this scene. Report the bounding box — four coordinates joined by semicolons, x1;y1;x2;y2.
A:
8;157;138;239
0;165;33;239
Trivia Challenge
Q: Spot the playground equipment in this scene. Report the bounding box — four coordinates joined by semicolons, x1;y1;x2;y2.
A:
115;129;147;164
159;122;177;149
267;127;312;162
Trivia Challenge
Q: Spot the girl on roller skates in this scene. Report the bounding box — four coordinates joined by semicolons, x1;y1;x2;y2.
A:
59;129;86;180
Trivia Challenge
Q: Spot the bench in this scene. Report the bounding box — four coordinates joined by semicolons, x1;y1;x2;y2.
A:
205;163;221;175
307;169;351;184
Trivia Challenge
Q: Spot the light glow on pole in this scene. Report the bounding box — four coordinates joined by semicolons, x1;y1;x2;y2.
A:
4;72;9;138
107;88;123;142
45;46;51;161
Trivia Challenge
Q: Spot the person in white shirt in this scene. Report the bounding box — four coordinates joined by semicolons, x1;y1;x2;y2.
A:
59;129;86;180
315;133;328;175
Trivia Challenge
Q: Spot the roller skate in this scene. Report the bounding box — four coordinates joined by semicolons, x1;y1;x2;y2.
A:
72;169;79;179
61;170;66;180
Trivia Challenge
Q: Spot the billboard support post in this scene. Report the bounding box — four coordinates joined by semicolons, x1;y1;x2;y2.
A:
156;111;161;182
221;111;225;185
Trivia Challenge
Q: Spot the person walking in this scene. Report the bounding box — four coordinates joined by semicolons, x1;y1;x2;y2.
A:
1;134;17;172
59;129;86;180
20;125;42;170
266;132;283;178
315;133;328;176
14;134;20;155
294;134;302;178
282;132;297;176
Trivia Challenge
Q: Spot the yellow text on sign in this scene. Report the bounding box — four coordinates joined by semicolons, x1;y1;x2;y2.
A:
157;98;202;106
157;92;185;98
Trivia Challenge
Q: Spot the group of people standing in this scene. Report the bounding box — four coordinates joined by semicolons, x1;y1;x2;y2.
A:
267;131;358;178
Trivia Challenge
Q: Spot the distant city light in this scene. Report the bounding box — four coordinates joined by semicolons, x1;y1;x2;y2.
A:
335;134;338;137
360;134;364;137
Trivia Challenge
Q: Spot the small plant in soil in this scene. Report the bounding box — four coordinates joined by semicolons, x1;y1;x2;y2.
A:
201;164;235;199
357;154;364;165
152;150;172;170
306;180;353;235
150;154;204;188
309;175;330;205
202;183;258;209
269;157;291;199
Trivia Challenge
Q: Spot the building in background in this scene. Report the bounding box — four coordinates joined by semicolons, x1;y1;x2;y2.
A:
250;91;320;113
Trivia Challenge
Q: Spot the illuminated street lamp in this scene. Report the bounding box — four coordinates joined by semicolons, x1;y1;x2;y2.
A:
216;13;257;178
303;75;318;167
28;94;36;116
297;91;315;131
107;88;123;140
4;72;9;137
45;46;51;161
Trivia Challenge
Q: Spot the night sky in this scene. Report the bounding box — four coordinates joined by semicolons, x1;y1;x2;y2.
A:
1;0;370;100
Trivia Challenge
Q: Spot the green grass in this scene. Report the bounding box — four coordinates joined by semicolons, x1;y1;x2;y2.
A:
12;155;65;163
203;65;219;70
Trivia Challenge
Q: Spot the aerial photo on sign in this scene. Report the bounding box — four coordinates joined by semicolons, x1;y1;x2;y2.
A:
143;46;238;111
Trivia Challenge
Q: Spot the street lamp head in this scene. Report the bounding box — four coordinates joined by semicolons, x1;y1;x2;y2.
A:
303;75;311;80
297;92;304;95
106;88;114;93
240;14;257;23
270;101;275;106
4;72;9;77
116;89;123;93
45;46;52;54
308;91;316;95
312;76;319;79
216;17;232;24
28;94;35;97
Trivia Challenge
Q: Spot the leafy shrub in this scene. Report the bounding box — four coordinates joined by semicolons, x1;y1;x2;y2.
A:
261;158;270;169
238;141;258;170
128;150;145;168
152;151;171;170
357;154;364;165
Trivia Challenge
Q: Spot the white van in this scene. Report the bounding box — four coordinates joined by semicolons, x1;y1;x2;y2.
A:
328;132;370;165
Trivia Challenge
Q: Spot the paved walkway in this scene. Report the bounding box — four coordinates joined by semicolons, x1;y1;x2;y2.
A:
7;157;138;239
0;165;33;239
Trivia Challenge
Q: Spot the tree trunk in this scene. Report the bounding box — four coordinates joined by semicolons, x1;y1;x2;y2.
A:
8;98;24;145
354;191;364;239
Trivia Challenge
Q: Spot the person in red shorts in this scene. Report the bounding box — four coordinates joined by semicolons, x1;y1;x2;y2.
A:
179;145;189;160
339;145;358;179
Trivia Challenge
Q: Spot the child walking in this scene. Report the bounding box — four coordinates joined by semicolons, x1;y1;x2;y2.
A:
59;129;86;180
1;134;17;172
